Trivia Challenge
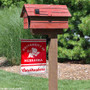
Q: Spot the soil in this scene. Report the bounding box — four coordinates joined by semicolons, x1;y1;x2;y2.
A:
0;57;90;80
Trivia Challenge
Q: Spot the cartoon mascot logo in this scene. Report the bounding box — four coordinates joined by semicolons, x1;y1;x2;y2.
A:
28;48;40;58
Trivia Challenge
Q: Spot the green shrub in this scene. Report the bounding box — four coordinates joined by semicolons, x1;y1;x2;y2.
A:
58;32;87;60
78;15;90;36
0;0;26;8
78;15;90;63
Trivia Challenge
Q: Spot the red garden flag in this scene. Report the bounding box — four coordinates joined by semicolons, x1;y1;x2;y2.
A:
21;39;46;74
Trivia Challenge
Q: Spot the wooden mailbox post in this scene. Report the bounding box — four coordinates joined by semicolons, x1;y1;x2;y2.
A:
20;4;71;90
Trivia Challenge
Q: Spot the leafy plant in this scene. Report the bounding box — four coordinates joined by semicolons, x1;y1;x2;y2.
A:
0;8;34;65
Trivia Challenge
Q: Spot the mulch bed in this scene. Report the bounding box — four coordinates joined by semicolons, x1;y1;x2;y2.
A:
0;57;90;80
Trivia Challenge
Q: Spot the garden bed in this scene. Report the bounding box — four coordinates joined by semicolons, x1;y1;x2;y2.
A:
0;57;90;80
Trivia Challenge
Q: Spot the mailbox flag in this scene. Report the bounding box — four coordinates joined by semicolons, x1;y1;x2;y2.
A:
21;39;46;74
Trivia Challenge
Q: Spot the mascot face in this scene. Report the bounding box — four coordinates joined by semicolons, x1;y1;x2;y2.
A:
32;48;37;54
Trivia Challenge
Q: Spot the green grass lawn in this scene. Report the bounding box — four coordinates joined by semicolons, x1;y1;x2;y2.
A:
0;70;90;90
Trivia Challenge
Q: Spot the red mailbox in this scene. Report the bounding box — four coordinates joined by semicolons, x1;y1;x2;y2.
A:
20;4;71;35
20;4;71;90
